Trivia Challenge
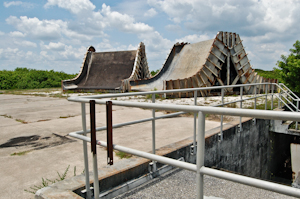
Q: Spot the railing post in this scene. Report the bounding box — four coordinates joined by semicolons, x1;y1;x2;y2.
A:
193;90;197;154
219;88;224;141
265;84;268;110
239;86;243;131
151;94;157;171
297;100;299;129
81;103;91;199
90;100;100;199
271;84;274;110
196;111;205;199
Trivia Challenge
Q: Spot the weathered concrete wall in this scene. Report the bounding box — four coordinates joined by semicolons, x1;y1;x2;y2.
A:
204;119;271;180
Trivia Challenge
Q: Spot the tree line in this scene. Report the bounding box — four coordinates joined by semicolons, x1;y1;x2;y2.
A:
0;68;76;90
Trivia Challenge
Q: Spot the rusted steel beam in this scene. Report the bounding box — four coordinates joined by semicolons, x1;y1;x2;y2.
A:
207;58;222;70
106;101;113;165
90;100;96;155
234;53;248;64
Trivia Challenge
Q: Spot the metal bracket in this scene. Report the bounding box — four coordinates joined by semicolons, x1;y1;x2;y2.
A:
190;145;196;155
148;161;157;177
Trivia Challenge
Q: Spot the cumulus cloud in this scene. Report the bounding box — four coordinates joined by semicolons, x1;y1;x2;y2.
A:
44;42;65;51
101;4;153;33
10;31;25;37
44;0;95;14
144;8;157;17
4;1;34;8
176;34;211;43
4;1;23;7
6;16;66;40
18;41;37;48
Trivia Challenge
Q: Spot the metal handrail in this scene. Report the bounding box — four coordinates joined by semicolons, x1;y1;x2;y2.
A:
67;83;300;199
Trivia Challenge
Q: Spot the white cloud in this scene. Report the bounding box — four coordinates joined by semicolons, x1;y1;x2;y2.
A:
101;4;153;33
44;0;95;14
176;34;211;43
6;16;66;40
0;31;5;36
4;1;23;7
18;41;37;48
10;31;25;37
4;1;34;8
44;42;65;51
144;8;157;17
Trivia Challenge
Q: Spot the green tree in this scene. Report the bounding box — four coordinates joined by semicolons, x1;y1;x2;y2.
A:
275;40;300;93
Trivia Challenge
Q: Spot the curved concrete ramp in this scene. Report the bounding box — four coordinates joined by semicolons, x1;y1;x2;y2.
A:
62;43;150;91
129;31;277;96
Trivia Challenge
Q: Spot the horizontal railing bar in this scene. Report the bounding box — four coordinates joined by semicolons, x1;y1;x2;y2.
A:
213;94;268;107
69;83;274;100
74;111;185;135
68;99;300;122
69;133;197;172
200;167;300;198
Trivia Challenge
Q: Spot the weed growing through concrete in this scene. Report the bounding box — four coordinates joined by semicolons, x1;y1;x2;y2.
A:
16;118;28;124
115;150;132;159
11;150;32;156
24;165;81;194
0;114;12;119
59;115;76;119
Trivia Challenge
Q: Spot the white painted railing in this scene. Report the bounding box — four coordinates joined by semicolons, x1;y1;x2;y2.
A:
68;83;300;199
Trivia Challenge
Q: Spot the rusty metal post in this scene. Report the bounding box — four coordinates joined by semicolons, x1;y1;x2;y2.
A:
227;52;230;85
90;100;99;199
106;101;113;165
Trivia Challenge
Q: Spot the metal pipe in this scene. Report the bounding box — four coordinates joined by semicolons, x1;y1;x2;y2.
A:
75;111;186;135
297;100;299;129
254;86;257;110
200;167;300;198
106;101;113;165
69;132;197;172
68;83;273;102
265;86;268;110
220;88;224;141
193;91;197;148
152;94;157;171
68;98;300;122
81;103;91;199
196;111;205;199
239;87;243;131
213;94;268;107
90;100;99;199
271;84;274;110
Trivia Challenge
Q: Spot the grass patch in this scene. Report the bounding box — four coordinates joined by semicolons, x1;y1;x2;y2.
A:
11;150;32;156
24;165;82;194
1;114;13;119
16;119;28;124
115;150;132;159
59;115;75;119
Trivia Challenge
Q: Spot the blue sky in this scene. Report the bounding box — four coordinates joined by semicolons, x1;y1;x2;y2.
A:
0;0;300;74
